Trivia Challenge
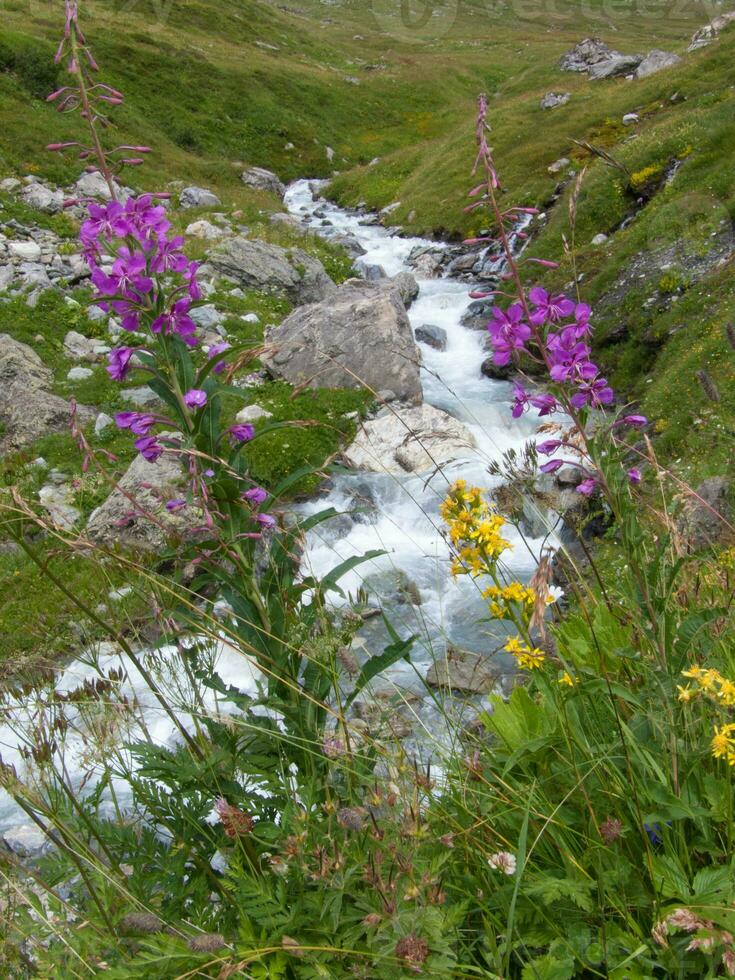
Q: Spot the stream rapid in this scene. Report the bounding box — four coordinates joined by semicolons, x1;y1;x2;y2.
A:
0;182;556;834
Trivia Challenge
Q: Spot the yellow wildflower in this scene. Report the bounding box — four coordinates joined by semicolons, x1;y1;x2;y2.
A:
681;665;704;681
717;679;735;707
504;636;524;655
559;672;575;687
676;685;697;703
699;669;722;693
517;649;545;670
711;724;735;765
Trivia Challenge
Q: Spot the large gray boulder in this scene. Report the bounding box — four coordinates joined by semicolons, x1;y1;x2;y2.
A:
343;403;475;474
0;334;97;449
1;386;94;451
588;54;642;79
263;282;422;402
209;237;336;305
241;166;286;199
87;449;201;551
635;49;682;78
0;334;53;394
559;37;617;72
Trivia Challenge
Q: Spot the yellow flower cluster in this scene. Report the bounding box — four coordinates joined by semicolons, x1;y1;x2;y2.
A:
504;635;545;671
440;480;511;579
711;724;735;766
678;666;735;706
482;582;536;620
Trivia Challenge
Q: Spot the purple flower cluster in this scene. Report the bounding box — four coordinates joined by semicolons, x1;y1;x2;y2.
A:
488;287;613;412
489;290;647;494
82;195;202;360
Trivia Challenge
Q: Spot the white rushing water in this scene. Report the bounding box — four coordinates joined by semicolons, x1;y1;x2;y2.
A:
0;182;557;834
285;180;554;666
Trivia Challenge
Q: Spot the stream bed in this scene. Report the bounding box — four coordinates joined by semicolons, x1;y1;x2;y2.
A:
0;181;556;837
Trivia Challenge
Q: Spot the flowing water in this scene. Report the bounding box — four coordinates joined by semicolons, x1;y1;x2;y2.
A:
0;182;555;834
285;181;553;688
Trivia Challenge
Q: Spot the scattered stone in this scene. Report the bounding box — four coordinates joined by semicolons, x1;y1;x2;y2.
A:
0;334;53;392
263;282;421;403
119;386;163;408
63;329;100;361
0;177;21;193
66;366;93;381
179;186;221;209
591;233;609;245
241;312;260;324
235;403;273;424
676;477;734;551
688;11;735;51
74;171;128;200
622;112;639;125
95;412;113;435
8;241;42;262
189;304;223;330
426;647;500;694
20;183;64;214
480;357;513;380
38;483;80;530
269;212;305;231
87;449;201;550
185;219;227;240
540;91;570;109
1;387;93;450
635;49;682;78
343;403;475;474
241;166;286;198
415;324;447;351
363;568;422;606
360;263;387;281
547;157;571;175
210;236;336;305
460;298;494;331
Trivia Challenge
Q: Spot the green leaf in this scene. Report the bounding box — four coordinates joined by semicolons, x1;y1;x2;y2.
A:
344;629;415;709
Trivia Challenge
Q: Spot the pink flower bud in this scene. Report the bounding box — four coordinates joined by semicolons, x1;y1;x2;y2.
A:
526;258;559;268
46;141;76;151
121;158;144;166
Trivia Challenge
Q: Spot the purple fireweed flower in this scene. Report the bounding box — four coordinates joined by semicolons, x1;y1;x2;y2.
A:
628;467;642;485
530;392;559;416
619;414;648;428
540;459;565;474
107;346;135;381
183;388;207;408
165;499;187;512
151;299;198;345
242;486;267;505
536;439;563;455
134;435;163;462
228;424;255;443
573;303;592;337
487;303;531;365
511;384;531;419
81;200;130;248
570;377;615;409
111;247;153;293
528;287;575;326
256;513;276;529
122;194;170;241
207;341;230;374
184;261;202;301
115;411;156;435
575;478;598;496
151;234;188;275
